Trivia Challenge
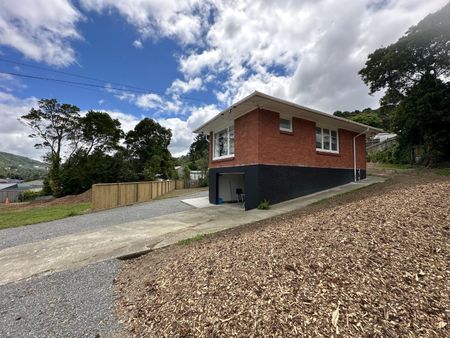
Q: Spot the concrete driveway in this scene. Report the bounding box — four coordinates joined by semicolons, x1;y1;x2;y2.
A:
0;190;207;250
0;177;384;286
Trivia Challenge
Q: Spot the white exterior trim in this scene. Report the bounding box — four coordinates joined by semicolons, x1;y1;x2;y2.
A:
194;91;383;135
212;125;235;160
279;115;293;132
316;126;339;154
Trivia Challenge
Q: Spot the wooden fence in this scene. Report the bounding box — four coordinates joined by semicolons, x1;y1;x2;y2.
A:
92;180;183;211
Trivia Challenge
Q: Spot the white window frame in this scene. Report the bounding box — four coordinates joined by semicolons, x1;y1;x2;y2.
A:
316;126;339;154
279;116;293;132
213;125;235;160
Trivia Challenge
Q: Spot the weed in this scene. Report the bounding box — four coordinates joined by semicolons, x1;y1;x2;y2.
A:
257;199;270;210
178;233;208;245
437;168;450;176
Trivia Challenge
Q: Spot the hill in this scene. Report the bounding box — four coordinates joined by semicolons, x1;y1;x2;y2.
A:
0;151;47;180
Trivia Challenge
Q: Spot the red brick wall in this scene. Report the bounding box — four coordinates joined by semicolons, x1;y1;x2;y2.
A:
209;108;366;170
209;109;260;169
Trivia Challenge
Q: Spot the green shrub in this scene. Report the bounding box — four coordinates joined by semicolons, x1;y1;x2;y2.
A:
19;190;43;202
257;199;270;210
198;176;208;187
367;144;412;165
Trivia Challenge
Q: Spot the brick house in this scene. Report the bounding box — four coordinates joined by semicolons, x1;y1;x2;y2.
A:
194;91;381;210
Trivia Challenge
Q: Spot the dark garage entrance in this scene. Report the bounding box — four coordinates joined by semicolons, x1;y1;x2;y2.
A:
217;173;245;204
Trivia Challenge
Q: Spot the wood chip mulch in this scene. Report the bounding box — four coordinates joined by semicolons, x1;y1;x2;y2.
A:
115;180;450;337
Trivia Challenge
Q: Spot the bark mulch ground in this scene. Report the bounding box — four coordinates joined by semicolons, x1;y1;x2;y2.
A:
114;170;450;337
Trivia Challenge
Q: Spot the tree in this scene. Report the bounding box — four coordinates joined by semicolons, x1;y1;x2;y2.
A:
59;150;126;195
21;99;80;195
187;134;209;170
359;3;450;105
359;3;450;165
125;118;176;180
393;75;450;165
78;111;123;156
334;109;384;129
185;134;209;185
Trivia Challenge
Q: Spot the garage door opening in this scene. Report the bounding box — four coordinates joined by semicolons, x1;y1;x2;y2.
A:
217;173;245;205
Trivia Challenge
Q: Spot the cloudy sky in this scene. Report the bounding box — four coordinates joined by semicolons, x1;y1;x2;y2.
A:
0;0;447;160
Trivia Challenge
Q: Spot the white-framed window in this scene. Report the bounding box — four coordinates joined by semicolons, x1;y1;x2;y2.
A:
213;125;235;159
279;116;293;132
316;126;339;153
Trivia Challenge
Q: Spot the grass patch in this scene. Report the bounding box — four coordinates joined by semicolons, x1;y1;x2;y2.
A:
310;183;379;206
379;163;413;169
178;233;208;245
0;203;91;230
436;168;450;176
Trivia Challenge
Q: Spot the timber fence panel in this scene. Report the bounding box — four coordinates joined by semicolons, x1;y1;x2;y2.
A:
92;180;176;211
175;180;185;189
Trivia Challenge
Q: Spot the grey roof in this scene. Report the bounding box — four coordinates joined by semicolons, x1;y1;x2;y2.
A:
0;183;19;190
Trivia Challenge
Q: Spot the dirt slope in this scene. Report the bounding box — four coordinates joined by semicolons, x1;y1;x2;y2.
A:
115;173;450;337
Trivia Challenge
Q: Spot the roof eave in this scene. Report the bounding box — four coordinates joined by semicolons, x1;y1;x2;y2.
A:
193;91;383;134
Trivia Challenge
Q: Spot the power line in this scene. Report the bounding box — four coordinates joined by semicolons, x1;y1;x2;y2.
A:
0;56;152;93
0;70;206;103
0;70;147;93
0;58;206;103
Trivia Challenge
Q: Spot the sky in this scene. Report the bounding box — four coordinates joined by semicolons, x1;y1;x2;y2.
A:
0;0;447;161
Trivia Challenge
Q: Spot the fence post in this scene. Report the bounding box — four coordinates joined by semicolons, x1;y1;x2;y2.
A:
117;183;120;207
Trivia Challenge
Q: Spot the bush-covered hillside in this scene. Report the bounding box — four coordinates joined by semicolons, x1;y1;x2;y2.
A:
0;152;47;180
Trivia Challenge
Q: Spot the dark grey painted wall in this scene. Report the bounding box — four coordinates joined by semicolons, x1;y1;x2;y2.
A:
209;165;366;210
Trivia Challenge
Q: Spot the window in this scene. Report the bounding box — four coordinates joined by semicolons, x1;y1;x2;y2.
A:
213;125;235;159
316;126;339;153
279;117;292;132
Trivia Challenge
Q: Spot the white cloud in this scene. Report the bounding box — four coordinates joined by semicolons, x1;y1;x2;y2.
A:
80;103;218;157
179;49;222;76
0;0;82;66
107;86;183;114
79;0;210;45
1;0;447;158
136;93;164;109
85;104;217;157
168;77;203;94
175;0;447;111
88;110;141;133
157;104;219;156
0;73;27;92
133;39;143;48
0;91;43;160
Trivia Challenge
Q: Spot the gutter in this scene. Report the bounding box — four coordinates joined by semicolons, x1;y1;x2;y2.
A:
353;128;370;182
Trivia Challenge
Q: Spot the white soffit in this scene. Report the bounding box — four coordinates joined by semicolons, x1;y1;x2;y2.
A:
194;91;383;134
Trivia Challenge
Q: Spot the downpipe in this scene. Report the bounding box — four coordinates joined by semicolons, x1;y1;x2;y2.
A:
353;128;369;182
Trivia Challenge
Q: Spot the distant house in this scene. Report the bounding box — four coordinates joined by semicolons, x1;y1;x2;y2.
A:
373;133;397;143
194;91;381;210
18;180;44;192
0;183;20;203
367;133;398;154
175;166;206;181
0;183;19;191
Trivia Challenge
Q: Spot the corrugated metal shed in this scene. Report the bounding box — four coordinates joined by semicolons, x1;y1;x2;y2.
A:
0;183;19;190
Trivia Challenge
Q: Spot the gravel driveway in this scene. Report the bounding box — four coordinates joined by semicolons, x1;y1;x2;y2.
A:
0;190;207;250
0;190;207;338
0;260;122;338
